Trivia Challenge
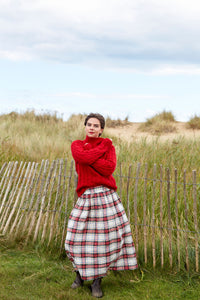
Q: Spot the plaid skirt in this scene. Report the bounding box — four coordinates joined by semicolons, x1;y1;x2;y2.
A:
65;186;138;281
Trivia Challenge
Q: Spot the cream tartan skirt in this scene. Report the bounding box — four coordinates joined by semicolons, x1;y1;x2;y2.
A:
65;186;138;281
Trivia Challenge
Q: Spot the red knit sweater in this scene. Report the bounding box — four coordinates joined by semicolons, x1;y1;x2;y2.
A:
71;136;117;196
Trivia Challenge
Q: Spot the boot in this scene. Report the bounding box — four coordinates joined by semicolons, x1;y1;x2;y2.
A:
71;271;84;289
91;278;103;298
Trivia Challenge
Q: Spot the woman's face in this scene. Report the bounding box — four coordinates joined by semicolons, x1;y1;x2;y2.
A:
85;117;103;138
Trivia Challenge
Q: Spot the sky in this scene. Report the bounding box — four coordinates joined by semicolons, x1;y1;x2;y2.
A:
1;0;200;122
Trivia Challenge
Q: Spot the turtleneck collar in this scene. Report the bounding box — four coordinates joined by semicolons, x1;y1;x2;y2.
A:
85;135;103;145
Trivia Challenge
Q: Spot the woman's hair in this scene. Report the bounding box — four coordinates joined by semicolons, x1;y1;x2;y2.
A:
84;113;105;129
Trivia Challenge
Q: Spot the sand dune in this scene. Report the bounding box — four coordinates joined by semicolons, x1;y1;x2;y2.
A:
106;122;200;142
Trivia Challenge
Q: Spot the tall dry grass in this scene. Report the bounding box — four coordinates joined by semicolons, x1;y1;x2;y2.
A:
1;110;200;172
186;115;200;129
0;111;85;162
138;110;177;135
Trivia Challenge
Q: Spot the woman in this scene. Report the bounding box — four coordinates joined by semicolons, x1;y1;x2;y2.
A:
65;113;137;298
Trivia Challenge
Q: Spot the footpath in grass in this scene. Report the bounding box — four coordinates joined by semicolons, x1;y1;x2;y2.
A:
0;245;200;300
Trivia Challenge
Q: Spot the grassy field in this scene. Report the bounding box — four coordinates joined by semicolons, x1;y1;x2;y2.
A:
0;111;200;299
1;110;200;172
0;244;200;300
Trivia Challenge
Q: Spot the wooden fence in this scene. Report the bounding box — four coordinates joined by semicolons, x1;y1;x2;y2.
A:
0;159;199;272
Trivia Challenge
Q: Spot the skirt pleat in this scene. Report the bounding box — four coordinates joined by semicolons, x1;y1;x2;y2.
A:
65;186;138;281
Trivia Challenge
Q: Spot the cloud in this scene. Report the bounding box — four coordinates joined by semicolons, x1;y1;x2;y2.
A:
1;0;200;72
48;92;168;101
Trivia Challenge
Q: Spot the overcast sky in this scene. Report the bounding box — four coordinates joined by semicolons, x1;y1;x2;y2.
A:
1;0;200;122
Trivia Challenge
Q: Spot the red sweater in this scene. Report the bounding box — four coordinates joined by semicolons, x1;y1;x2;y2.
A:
71;136;117;196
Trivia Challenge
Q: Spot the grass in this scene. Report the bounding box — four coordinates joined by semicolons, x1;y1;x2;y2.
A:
1;110;200;172
0;245;200;300
105;116;130;128
0;111;130;163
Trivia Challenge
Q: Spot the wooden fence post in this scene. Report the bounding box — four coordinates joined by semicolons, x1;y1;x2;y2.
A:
0;162;23;228
55;159;68;243
26;160;49;243
192;170;199;272
3;162;27;234
134;162;140;254
48;159;63;245
33;160;56;242
0;162;17;217
184;170;189;271
14;162;39;237
126;164;132;222
166;168;173;268
9;162;35;235
152;164;156;268
60;160;74;251
174;168;180;271
160;165;164;268
143;163;148;264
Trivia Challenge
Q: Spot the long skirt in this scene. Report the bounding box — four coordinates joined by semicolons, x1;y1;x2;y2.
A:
65;186;138;281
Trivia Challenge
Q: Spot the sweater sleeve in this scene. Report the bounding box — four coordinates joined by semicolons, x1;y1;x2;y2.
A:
91;145;116;176
71;138;112;165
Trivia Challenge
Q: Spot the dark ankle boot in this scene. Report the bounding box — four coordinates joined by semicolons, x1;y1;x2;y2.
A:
71;271;84;289
91;278;103;298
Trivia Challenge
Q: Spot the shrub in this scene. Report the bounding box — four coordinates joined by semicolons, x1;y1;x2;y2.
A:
186;115;200;130
106;116;130;128
138;110;177;135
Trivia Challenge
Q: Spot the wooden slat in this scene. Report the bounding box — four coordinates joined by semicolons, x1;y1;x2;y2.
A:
134;162;140;254
152;164;156;268
60;160;74;251
166;168;172;268
73;171;78;207
0;162;7;181
184;170;189;271
33;160;56;242
55;159;68;243
143;163;148;264
22;160;44;234
0;162;13;200
192;170;199;272
41;160;57;242
14;162;39;237
0;162;23;228
48;159;63;245
0;162;16;217
126;164;132;222
174;168;180;271
3;162;28;234
26;160;49;243
9;162;35;235
119;163;122;200
160;165;164;268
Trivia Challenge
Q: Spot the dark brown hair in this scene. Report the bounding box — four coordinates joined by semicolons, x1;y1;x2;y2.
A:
84;113;105;129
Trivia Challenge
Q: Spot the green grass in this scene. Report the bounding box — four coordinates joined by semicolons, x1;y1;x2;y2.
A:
0;245;200;300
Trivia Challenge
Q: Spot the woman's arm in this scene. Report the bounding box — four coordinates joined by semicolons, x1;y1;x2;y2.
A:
91;145;116;176
71;138;112;165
